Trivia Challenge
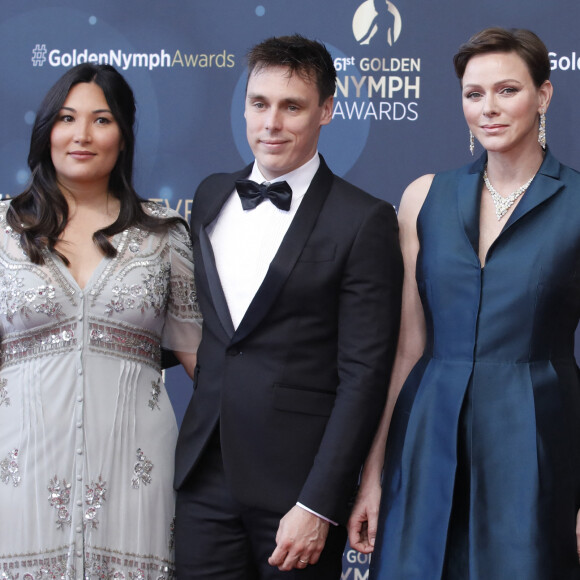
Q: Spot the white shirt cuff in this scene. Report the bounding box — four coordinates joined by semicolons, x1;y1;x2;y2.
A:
296;502;338;526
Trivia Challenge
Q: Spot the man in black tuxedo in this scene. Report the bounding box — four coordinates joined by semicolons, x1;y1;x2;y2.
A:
174;35;403;579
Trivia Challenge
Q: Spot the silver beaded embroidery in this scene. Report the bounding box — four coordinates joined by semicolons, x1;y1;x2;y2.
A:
0;378;9;407
48;476;72;529
44;250;78;298
0;267;66;323
169;274;201;319
0;552;75;580
0;270;24;323
132;448;153;489
89;230;130;305
145;201;169;218
34;284;64;318
86;558;112;580
84;553;173;580
85;476;107;529
112;241;170;291
0;321;77;367
149;377;162;411
25;559;72;580
105;265;171;318
0;449;20;486
88;320;161;370
0;550;172;580
128;228;145;254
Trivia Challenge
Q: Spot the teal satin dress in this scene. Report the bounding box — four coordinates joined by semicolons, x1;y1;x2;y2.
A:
370;150;580;579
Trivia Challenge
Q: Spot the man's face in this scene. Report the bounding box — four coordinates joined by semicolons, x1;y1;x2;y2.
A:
245;65;333;181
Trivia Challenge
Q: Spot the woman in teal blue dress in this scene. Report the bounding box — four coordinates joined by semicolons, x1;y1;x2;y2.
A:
347;28;580;578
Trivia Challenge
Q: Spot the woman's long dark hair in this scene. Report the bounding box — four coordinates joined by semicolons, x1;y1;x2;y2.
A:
7;63;183;265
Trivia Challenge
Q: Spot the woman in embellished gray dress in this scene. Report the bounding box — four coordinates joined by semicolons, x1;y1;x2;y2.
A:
0;64;201;579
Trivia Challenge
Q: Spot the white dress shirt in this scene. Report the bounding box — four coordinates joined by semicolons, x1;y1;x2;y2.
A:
208;153;319;329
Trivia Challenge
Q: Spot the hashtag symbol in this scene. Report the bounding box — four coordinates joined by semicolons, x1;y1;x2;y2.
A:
31;44;47;66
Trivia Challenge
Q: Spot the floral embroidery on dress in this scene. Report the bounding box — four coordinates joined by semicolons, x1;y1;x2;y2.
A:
0;378;9;407
170;224;193;252
85;557;110;580
168;274;201;320
0;449;20;486
128;228;145;254
148;377;162;411
18;559;72;580
48;476;72;529
0;270;64;323
34;285;64;319
0;271;25;323
105;265;170;318
132;448;153;488
142;267;171;316
83;554;172;580
85;476;107;529
144;201;168;219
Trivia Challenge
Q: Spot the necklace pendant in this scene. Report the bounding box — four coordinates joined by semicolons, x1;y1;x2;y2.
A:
483;166;535;221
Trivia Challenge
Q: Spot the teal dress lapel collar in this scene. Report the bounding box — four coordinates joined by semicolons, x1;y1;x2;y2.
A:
457;153;485;261
502;148;564;231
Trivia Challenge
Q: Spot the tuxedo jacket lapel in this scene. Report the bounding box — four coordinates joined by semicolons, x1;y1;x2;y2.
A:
199;226;235;338
201;164;253;227
196;164;252;340
232;157;334;345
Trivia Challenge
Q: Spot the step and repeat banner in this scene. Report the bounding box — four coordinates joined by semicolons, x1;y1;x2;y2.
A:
2;1;580;577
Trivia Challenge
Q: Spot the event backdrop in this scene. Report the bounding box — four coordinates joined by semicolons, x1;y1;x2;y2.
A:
2;1;580;577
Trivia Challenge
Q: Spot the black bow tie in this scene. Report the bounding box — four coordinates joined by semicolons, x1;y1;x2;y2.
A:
235;179;293;211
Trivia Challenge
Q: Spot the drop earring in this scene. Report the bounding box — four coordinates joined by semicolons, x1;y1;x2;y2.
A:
469;129;474;156
538;109;546;150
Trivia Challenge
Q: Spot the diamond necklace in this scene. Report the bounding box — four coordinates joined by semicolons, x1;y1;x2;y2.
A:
483;165;535;220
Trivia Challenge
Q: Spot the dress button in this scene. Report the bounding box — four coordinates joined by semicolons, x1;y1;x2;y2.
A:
76;499;83;506
76;474;82;481
76;448;83;455
77;396;83;403
76;551;82;558
76;526;82;533
77;368;83;375
76;421;83;428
